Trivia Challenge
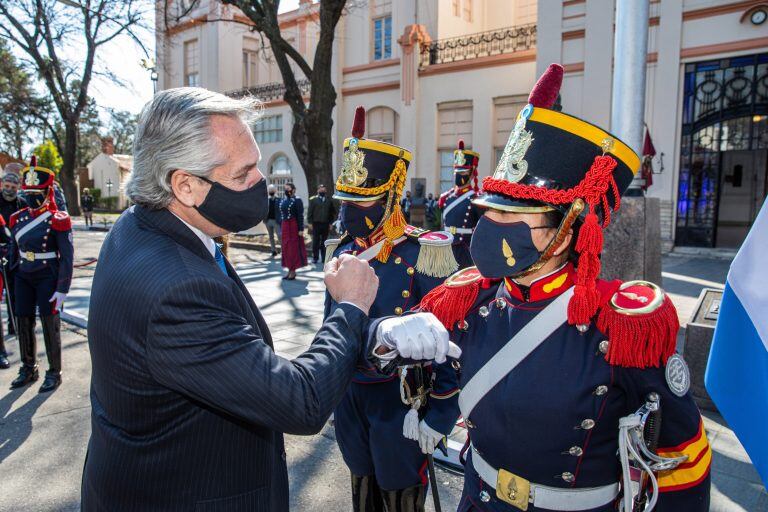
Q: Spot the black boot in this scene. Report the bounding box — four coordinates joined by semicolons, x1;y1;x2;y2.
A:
0;337;8;369
351;474;385;512
381;485;427;512
39;314;62;393
10;316;38;388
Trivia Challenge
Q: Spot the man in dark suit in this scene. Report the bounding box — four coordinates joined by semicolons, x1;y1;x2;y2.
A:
306;184;336;264
81;87;456;512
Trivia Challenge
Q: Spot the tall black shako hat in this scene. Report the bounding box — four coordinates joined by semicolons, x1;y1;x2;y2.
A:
21;155;58;208
474;63;641;329
333;106;413;263
452;139;479;192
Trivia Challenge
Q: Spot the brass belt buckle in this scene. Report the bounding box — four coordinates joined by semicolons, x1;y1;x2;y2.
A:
496;468;531;510
25;251;35;262
448;226;457;235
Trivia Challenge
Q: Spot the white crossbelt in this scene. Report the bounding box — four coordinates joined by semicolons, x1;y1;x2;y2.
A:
441;189;475;218
21;251;56;262
14;210;51;242
355;236;406;262
458;286;574;420
445;226;474;235
471;447;620;511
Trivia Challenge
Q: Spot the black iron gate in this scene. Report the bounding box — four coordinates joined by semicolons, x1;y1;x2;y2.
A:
676;53;768;247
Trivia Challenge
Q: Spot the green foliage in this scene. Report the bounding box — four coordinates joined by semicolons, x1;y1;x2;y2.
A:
0;39;49;159
107;109;139;154
32;140;63;174
100;196;118;211
90;188;102;203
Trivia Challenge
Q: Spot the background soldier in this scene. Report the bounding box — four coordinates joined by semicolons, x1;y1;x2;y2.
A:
9;156;74;393
0;171;26;339
420;65;710;511
307;184;337;264
325;107;460;512
438;140;482;268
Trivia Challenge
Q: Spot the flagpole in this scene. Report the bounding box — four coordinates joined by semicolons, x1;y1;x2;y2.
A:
611;0;650;194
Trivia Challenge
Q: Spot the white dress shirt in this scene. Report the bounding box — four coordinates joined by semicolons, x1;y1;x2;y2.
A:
171;213;216;258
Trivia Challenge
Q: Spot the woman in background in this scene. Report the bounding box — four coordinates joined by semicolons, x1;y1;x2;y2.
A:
279;182;307;280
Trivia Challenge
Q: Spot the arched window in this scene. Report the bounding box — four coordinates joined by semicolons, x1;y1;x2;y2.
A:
367;106;398;144
268;154;293;196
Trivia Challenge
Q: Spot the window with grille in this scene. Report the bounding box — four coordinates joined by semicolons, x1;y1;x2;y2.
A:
452;0;460;17
372;15;392;61
242;50;259;88
184;39;200;87
253;115;283;144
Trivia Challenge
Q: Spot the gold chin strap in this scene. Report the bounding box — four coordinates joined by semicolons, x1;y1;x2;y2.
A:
509;198;585;279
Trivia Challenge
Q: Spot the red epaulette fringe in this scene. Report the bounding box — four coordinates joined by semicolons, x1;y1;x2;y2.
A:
596;296;679;368
419;281;480;331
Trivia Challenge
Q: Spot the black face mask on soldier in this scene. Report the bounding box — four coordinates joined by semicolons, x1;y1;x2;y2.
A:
25;191;46;209
455;172;471;187
194;177;268;233
469;216;548;278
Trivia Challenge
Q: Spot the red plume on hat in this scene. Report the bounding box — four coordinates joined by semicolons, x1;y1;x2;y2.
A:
458;139;465;150
528;63;564;109
352;106;365;138
29;155;37;168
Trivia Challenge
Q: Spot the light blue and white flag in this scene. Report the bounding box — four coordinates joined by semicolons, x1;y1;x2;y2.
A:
706;198;768;488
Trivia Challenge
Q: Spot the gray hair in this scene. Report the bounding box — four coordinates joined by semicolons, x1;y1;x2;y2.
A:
126;87;262;209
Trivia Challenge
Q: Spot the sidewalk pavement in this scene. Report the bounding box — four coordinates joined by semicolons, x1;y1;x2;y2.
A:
0;227;765;511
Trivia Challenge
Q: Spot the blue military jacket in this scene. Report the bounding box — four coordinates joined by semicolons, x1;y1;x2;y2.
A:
10;205;74;294
324;227;461;435
439;186;481;246
423;264;710;511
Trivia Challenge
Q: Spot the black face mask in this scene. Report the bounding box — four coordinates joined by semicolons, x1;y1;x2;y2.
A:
455;172;471;187
284;189;293;197
25;191;46;209
269;192;275;197
318;191;326;197
469;217;546;278
194;177;268;233
340;201;386;239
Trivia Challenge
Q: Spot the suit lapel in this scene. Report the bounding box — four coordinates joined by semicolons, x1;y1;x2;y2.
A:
223;258;274;350
135;206;273;349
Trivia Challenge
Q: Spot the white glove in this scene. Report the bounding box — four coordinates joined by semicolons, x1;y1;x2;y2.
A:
417;420;444;455
374;312;461;364
49;291;67;312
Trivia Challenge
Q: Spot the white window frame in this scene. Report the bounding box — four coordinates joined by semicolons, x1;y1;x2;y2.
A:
253;115;283;144
183;39;200;87
371;15;392;61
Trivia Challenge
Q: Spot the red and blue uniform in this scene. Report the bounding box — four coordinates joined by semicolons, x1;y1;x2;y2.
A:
325;227;460;492
10;204;73;316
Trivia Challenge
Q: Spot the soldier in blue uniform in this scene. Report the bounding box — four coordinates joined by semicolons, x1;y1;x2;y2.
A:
438;140;482;268
325;107;461;511
419;65;711;511
10;156;74;392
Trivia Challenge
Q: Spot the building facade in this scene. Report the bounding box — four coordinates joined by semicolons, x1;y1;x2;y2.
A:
156;0;768;250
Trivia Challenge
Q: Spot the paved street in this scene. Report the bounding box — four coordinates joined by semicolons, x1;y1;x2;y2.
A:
0;223;765;511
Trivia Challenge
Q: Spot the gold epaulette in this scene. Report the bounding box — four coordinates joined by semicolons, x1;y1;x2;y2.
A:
405;227;458;278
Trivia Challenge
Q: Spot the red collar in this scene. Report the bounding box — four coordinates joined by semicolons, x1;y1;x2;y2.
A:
505;263;575;302
355;225;388;249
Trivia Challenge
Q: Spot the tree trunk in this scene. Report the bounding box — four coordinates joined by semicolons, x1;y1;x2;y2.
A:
60;121;81;216
293;110;335;192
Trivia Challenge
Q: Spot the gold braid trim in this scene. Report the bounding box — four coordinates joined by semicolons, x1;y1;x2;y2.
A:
335;158;404;197
377;159;408;263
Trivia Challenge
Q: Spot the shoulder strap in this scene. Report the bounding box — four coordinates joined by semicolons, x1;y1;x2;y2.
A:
459;286;574;420
441;189;475;218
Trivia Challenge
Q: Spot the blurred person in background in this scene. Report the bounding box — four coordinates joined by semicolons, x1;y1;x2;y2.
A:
279;182;307;280
81;188;95;227
0;171;26;341
265;184;281;256
307;184;336;265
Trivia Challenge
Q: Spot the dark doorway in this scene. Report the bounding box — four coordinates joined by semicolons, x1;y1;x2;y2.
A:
676;53;768;248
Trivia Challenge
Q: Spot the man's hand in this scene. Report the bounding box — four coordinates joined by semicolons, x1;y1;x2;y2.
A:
375;313;461;364
324;254;378;315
